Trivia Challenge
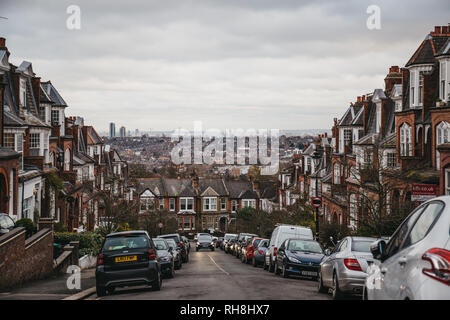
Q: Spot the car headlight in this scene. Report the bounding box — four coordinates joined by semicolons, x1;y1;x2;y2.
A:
289;256;301;264
211;242;214;245
197;242;200;246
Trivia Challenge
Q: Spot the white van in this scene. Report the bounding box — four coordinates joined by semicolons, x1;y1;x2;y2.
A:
264;224;313;272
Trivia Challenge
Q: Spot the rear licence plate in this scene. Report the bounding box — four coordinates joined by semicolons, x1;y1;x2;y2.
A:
115;255;137;263
301;271;317;276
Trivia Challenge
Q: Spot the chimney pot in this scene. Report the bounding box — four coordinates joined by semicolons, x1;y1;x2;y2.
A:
362;95;366;101
442;26;448;34
434;26;441;34
357;96;361;103
0;37;5;47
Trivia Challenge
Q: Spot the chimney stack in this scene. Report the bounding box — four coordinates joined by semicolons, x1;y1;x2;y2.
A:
0;37;5;47
357;96;361;103
385;65;402;92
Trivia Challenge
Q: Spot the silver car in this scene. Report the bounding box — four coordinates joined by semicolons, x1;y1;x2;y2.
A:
365;196;450;300
318;236;380;299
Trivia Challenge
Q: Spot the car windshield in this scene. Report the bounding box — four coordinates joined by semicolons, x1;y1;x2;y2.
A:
253;239;262;246
224;234;237;240
198;235;212;241
153;239;168;250
288;240;323;254
351;240;375;253
259;240;269;248
103;235;149;251
165;239;177;249
159;235;179;243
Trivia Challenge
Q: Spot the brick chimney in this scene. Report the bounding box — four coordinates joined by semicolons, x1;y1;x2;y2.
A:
0;37;5;47
192;176;199;189
252;180;260;191
357;96;361;103
31;77;41;109
384;65;402;92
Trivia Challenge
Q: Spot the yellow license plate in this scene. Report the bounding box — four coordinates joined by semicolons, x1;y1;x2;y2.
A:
115;255;137;263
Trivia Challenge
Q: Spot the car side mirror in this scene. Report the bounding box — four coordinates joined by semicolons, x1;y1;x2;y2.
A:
371;240;387;261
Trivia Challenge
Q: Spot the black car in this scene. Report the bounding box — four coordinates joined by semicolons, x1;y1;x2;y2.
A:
95;231;162;297
274;238;325;279
215;237;224;248
165;238;182;270
0;213;15;235
158;234;189;263
152;238;175;278
196;234;215;251
181;235;191;253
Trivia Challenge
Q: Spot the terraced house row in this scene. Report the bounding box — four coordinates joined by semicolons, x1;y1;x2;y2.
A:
136;177;278;234
279;25;450;231
0;37;130;231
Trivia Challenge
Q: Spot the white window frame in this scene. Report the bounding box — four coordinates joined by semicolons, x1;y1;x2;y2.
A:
180;197;194;211
169;198;175;211
242;199;256;208
203;197;217;211
400;123;412;157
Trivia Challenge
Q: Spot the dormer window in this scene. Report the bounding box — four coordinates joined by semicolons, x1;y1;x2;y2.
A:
19;78;26;107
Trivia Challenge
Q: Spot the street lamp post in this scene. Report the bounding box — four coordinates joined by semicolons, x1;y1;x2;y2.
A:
312;151;321;241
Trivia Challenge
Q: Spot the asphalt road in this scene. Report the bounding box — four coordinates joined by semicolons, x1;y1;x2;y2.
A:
89;247;332;300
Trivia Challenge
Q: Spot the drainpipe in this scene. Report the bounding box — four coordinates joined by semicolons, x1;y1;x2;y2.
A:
21;180;25;219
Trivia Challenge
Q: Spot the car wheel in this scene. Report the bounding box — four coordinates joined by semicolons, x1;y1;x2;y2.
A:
282;264;289;278
274;261;280;275
263;260;268;270
252;257;257;267
151;271;162;291
211;248;215;251
332;272;343;300
317;272;327;293
96;286;106;297
268;260;275;273
196;248;199;252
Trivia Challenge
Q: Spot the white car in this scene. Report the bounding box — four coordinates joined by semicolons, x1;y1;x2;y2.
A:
364;196;450;300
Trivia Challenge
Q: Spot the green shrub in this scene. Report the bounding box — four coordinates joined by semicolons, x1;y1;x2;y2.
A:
15;218;36;238
54;222;68;233
54;232;104;256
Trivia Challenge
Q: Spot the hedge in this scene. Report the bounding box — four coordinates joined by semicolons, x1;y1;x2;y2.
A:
54;232;104;256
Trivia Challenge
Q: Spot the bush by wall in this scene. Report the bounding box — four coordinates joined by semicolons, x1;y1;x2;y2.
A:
14;218;36;238
54;232;104;256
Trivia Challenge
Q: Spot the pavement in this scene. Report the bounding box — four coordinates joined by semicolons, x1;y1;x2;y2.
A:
0;268;96;300
86;247;333;300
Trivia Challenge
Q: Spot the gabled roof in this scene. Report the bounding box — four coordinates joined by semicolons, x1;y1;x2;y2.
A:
198;178;227;196
41;81;67;107
16;61;34;76
406;31;449;67
436;37;450;57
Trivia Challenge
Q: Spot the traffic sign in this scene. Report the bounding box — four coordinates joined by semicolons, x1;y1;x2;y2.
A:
311;197;322;208
158;222;163;229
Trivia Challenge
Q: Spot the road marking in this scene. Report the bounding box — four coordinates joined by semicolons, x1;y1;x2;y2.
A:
207;254;230;276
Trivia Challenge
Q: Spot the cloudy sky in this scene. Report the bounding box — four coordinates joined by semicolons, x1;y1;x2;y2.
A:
0;0;449;133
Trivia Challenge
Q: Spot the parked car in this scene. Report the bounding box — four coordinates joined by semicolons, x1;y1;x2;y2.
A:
235;233;258;258
95;231;162;297
318;236;380;299
265;224;313;272
365;197;450;300
253;239;269;267
158;233;189;263
165;238;183;270
222;233;237;250
196;234;215;251
152;238;175;278
215;237;224;248
241;237;264;264
0;213;15;235
181;236;191;253
225;238;237;254
274;238;324;279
